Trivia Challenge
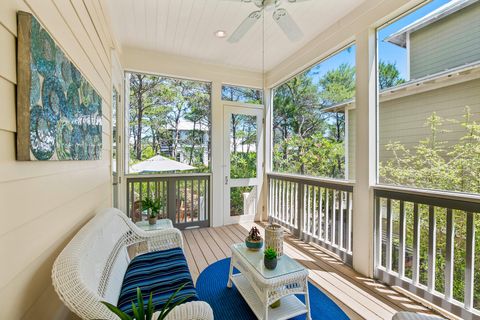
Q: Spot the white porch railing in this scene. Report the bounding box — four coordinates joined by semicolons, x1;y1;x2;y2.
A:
267;172;354;265
374;186;480;319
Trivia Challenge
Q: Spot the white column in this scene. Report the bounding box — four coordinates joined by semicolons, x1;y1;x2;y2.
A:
211;81;224;227
259;87;272;221
352;28;376;277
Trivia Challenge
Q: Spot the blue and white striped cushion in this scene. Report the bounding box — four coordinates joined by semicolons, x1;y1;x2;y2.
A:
117;248;198;315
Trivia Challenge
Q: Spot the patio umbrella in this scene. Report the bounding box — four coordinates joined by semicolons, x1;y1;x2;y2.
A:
130;155;195;173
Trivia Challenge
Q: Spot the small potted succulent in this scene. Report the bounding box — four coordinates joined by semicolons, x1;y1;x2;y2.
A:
264;247;277;270
245;226;263;250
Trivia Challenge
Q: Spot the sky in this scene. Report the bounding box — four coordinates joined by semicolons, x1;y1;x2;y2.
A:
304;0;451;83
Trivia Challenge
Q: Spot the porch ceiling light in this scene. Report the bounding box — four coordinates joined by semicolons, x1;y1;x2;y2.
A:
214;30;227;38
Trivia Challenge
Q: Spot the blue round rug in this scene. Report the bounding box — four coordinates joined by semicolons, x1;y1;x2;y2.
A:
196;258;349;320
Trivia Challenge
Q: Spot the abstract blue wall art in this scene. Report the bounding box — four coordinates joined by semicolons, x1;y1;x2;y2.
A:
16;11;102;161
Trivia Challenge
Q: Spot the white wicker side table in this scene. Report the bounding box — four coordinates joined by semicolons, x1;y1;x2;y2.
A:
135;219;173;231
227;243;311;320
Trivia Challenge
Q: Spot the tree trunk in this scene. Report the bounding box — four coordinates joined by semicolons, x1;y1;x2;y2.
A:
172;106;181;160
189;121;197;165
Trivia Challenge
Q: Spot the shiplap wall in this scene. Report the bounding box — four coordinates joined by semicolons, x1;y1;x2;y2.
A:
0;0;117;318
410;2;480;79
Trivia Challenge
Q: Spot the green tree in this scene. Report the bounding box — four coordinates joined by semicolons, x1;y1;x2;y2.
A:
378;60;405;90
318;63;356;107
380;107;480;307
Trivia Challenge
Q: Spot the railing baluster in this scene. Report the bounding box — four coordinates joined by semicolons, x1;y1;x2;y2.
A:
306;185;311;235
464;211;475;310
347;191;352;252
291;183;299;228
286;182;291;225
287;182;295;226
313;186;317;237
197;179;201;221
139;182;143;211
278;179;281;222
386;199;392;272
318;187;323;240
427;205;436;292
332;190;336;246
375;196;381;268
398;200;406;278
281;180;285;223
268;177;272;219
325;189;329;243
163;180;167;216
278;180;281;221
412;203;420;285
184;180;188;223
129;181;134;219
339;191;344;249
444;208;454;301
189;179;193;222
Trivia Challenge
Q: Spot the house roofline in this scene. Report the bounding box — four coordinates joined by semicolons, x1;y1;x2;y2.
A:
325;61;480;111
384;0;476;48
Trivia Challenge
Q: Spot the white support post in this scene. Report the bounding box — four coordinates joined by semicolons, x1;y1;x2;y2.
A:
211;81;224;227
261;87;273;221
352;28;376;277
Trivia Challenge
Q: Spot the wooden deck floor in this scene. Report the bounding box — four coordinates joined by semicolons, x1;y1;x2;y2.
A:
182;222;448;320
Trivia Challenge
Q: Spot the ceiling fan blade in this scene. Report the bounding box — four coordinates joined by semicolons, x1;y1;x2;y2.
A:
227;10;262;43
272;8;303;42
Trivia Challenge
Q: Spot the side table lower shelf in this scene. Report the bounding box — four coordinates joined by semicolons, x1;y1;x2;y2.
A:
230;273;308;320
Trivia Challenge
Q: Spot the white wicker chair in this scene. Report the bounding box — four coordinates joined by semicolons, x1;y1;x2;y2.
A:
52;208;213;320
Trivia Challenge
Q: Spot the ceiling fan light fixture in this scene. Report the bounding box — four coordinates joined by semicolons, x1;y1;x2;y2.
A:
263;0;279;11
214;30;227;38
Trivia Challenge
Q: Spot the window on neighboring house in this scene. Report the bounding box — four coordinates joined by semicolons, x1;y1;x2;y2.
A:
126;72;212;174
272;45;356;179
222;84;263;105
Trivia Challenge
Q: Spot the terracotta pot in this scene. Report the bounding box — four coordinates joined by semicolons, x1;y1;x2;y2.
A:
148;216;157;225
264;257;277;270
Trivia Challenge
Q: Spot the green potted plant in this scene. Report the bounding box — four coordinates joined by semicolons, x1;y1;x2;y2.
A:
264;247;277;270
142;197;163;225
245;226;263;250
101;285;193;320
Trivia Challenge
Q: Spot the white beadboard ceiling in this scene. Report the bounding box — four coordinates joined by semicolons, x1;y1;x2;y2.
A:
107;0;364;72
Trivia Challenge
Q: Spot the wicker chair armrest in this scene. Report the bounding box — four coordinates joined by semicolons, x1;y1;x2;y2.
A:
161;301;214;320
133;227;184;252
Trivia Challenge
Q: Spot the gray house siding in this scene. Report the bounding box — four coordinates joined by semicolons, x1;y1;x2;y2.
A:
409;2;480;79
345;78;480;181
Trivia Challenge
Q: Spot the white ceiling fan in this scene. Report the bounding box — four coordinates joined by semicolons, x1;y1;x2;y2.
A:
226;0;310;43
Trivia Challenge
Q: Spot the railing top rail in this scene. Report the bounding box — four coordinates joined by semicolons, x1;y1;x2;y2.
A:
125;173;212;180
267;172;355;192
374;184;480;212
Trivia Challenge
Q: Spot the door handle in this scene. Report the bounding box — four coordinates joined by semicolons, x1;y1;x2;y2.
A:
225;176;229;185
